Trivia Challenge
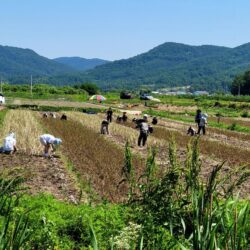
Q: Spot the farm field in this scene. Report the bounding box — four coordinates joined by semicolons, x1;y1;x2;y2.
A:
0;106;249;200
0;100;249;249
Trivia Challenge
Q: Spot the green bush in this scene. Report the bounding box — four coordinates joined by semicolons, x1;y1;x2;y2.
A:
228;122;238;130
241;111;249;118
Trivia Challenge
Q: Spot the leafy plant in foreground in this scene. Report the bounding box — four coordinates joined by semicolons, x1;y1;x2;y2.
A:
0;177;31;249
127;137;250;249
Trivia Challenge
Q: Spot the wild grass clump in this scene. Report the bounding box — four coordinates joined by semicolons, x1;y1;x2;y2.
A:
0;177;31;249
125;137;250;249
241;110;249;118
0;109;8;127
227;122;238;131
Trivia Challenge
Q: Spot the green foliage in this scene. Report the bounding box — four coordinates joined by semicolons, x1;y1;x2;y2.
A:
0;140;249;249
227;122;238;131
76;42;250;92
0;177;31;249
75;83;99;95
0;109;7;127
122;141;135;201
17;194;129;249
2;83;88;100
3;43;250;91
241;111;249;118
127;137;250;249
231;70;250;95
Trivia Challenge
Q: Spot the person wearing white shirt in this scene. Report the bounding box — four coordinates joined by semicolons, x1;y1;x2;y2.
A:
39;134;62;157
0;132;17;154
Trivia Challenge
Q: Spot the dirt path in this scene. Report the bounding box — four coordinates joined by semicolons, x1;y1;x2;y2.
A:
0;152;81;203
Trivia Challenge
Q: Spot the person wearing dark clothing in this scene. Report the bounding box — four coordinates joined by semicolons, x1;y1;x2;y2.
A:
101;120;109;134
187;126;196;136
195;109;202;127
107;108;113;123
197;114;208;135
137;117;149;147
152;117;158;125
61;114;67;120
116;116;122;122
122;112;128;122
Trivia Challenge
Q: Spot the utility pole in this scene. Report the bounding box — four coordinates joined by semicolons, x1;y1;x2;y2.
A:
0;77;2;93
30;75;33;97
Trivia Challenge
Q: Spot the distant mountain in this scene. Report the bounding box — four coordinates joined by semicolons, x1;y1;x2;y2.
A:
82;42;250;91
54;57;109;71
0;45;74;79
2;42;250;92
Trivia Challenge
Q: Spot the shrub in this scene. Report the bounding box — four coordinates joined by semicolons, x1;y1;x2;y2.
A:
228;122;237;131
241;111;249;118
228;103;237;109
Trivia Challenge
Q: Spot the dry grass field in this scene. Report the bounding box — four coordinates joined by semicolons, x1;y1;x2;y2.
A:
0;109;80;202
0;108;249;201
0;110;43;154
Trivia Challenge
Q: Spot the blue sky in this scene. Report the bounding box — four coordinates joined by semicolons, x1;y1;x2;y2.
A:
1;0;250;60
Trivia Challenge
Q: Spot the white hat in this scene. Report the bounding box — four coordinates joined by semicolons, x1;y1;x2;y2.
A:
8;132;15;138
143;114;148;118
54;138;62;145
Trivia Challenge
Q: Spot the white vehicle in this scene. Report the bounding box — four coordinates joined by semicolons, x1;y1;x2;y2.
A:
0;94;5;104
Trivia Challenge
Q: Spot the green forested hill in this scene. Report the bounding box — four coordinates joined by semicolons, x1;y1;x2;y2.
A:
54;57;109;71
0;45;74;78
2;43;250;92
83;42;250;91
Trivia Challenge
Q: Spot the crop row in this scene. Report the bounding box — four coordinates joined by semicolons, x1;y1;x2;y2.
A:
66;111;166;148
40;116;144;202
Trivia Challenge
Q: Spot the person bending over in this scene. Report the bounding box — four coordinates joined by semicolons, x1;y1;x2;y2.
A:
0;132;17;154
39;134;62;157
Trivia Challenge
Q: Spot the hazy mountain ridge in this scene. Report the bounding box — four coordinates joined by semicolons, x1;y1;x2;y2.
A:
54;57;110;71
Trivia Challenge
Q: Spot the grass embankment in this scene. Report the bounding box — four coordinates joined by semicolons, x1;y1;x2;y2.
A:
40;117;144;202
